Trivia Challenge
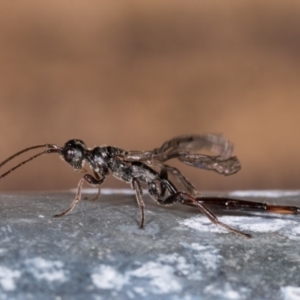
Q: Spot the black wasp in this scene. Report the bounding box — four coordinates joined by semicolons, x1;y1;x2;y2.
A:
0;134;299;238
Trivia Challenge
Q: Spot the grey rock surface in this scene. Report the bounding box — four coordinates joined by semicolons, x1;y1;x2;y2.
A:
0;189;300;300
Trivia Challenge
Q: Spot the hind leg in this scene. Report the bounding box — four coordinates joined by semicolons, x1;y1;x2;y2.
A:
147;181;251;238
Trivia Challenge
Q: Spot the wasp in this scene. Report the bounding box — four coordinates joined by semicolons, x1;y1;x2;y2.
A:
1;134;299;238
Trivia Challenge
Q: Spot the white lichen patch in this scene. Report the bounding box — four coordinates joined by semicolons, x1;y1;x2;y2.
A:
285;225;300;241
222;216;291;233
180;243;222;272
128;261;182;294
157;253;190;276
92;260;182;295
91;265;128;291
180;215;231;235
229;190;300;198
132;286;148;297
93;245;220;294
281;286;300;300
204;283;248;300
25;257;67;282
0;266;20;291
179;215;299;238
0;248;8;255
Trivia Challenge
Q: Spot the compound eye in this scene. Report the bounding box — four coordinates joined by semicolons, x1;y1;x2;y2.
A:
62;147;76;163
61;140;85;169
65;149;75;162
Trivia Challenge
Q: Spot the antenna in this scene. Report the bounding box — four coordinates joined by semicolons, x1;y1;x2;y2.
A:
0;146;61;180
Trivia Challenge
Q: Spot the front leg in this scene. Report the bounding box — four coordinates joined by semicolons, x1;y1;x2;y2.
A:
53;174;106;218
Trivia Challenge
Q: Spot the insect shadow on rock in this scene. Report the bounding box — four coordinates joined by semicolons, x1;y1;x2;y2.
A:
0;134;299;238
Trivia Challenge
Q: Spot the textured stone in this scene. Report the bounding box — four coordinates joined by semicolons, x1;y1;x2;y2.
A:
0;189;300;299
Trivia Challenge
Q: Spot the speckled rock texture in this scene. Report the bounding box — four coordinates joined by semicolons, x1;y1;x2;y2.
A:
0;190;300;300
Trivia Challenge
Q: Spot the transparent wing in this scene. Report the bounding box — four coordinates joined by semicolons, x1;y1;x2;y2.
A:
152;133;234;160
176;153;241;175
123;134;241;196
125;134;240;173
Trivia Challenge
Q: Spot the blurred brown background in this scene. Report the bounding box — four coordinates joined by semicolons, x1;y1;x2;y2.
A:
0;0;299;191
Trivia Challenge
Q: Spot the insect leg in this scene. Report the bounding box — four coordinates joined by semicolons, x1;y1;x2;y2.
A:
86;171;102;201
185;197;300;215
53;177;85;218
149;180;251;238
131;178;146;228
158;163;197;195
166;192;251;238
158;167;168;197
53;174;106;218
89;186;101;201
